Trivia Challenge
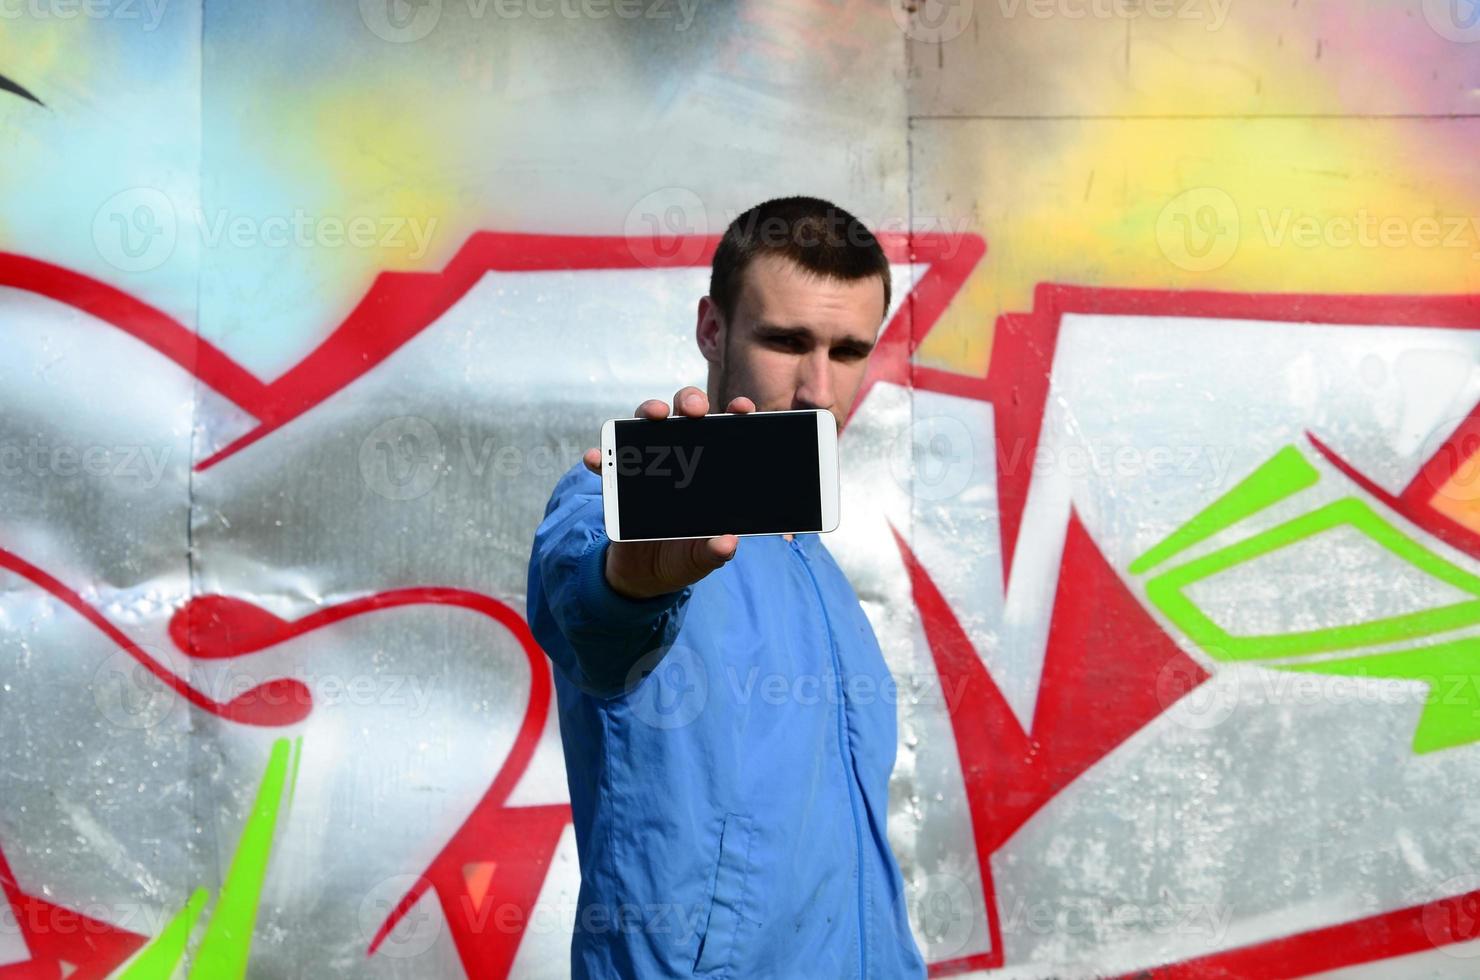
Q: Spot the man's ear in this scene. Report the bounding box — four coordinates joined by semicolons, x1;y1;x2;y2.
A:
696;296;724;365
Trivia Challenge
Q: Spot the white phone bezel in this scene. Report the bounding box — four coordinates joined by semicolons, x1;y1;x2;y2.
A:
600;408;840;542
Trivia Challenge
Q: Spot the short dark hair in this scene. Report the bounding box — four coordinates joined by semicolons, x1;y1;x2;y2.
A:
708;196;891;328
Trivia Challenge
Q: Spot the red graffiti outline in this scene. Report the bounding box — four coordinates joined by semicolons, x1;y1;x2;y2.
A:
914;284;1480;586
0;840;146;980
0;548;312;727
5;238;1479;976
0;566;556;977
905;283;1480;976
0;231;977;977
172;590;561;977
0;230;977;471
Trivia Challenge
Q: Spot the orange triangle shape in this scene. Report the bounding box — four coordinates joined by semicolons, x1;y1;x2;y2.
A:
463;861;498;910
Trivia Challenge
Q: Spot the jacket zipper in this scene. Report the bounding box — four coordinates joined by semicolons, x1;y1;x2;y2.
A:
790;536;868;979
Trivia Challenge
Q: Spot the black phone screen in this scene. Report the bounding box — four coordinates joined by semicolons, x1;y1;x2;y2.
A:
611;411;822;539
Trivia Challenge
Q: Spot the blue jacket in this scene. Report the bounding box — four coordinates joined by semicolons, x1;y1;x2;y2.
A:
527;461;928;979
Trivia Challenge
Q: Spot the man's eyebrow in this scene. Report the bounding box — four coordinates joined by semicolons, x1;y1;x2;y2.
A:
754;323;875;353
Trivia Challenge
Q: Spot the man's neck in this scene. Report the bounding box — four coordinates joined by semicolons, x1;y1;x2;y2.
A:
782;532;794;542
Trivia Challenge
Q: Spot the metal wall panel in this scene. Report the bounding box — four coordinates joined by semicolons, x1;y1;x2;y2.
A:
2;1;1478;976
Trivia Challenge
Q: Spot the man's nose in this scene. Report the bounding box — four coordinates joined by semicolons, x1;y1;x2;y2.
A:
793;351;835;412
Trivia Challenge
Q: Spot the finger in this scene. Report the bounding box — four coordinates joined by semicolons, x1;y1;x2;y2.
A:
635;399;669;419
583;447;601;474
724;395;756;415
703;533;739;566
672;385;708;418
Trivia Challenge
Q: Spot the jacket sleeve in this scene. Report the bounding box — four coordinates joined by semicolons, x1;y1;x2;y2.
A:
526;461;693;698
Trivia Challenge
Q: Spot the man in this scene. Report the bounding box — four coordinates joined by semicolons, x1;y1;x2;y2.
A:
527;196;927;978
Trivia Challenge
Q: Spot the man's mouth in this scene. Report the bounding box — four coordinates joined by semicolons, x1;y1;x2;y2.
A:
0;72;43;107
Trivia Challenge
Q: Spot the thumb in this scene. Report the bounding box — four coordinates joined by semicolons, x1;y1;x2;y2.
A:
703;534;739;566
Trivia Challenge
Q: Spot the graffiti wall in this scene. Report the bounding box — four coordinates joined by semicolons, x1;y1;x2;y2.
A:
2;1;1479;976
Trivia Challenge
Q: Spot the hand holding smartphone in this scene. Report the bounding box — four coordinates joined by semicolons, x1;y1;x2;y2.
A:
579;386;840;600
579;387;749;601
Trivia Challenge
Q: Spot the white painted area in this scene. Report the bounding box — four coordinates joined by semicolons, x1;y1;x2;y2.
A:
504;678;571;809
1184;522;1478;636
0;924;31;969
508;825;582;979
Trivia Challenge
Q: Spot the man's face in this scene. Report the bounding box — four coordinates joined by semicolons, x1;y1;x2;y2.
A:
698;252;886;432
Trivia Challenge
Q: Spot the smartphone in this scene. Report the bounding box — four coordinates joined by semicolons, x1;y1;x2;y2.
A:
600;408;840;542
